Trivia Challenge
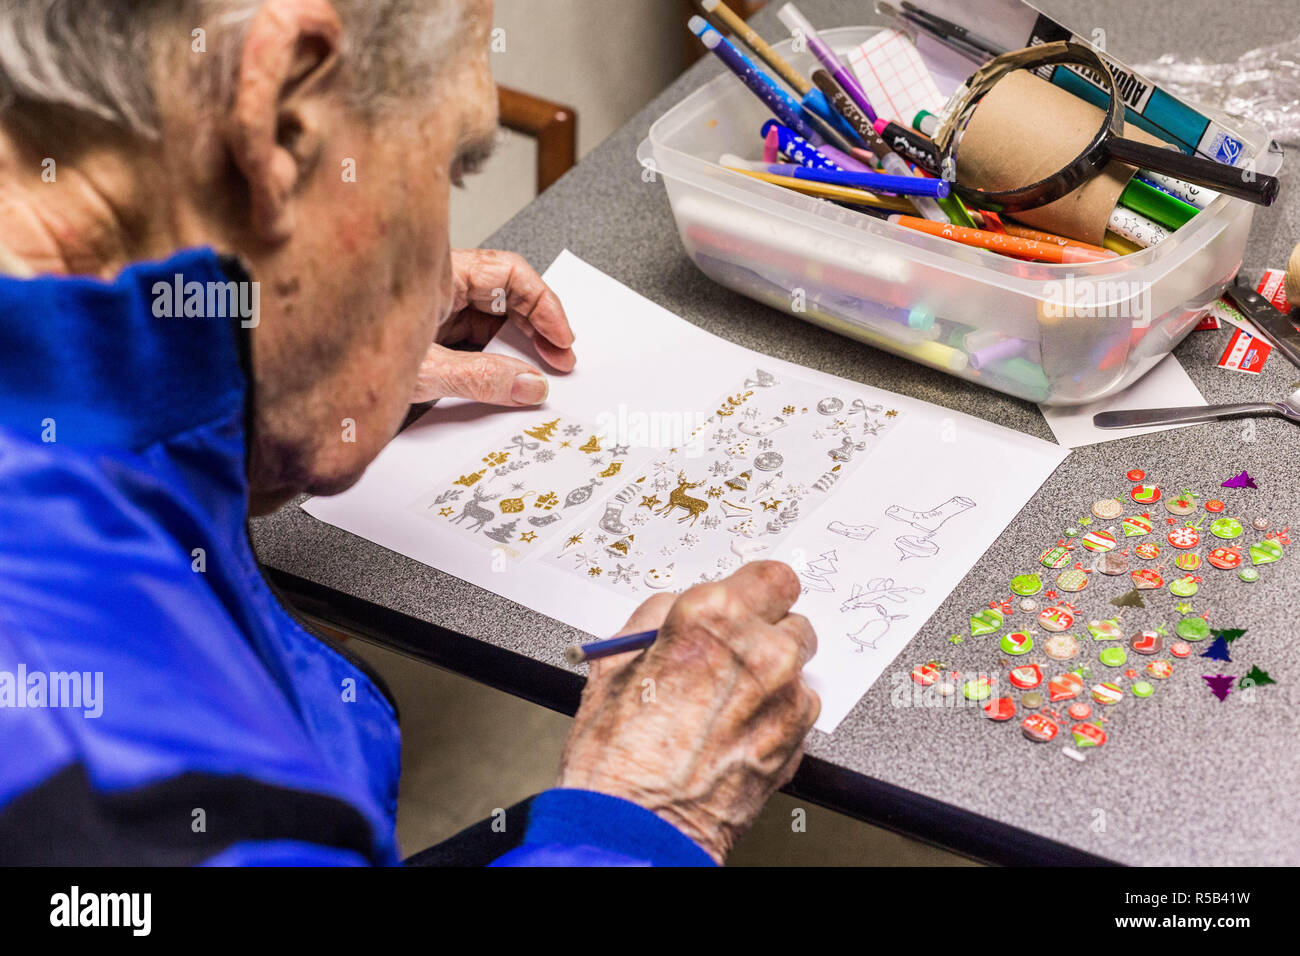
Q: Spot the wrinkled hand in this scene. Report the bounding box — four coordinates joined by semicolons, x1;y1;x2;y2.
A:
556;561;820;864
411;249;576;405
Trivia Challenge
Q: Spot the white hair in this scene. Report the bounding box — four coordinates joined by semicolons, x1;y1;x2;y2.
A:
0;0;471;138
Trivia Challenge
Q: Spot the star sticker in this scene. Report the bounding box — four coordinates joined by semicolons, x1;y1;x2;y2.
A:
885;409;898;417
564;533;584;548
587;566;603;577
438;507;454;517
519;531;537;543
610;444;629;456
639;495;661;509
1176;601;1194;614
559;440;572;448
760;498;782;512
948;634;964;645
1078;516;1092;526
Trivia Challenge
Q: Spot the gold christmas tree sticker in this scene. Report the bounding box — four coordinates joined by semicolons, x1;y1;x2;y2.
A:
524;419;560;442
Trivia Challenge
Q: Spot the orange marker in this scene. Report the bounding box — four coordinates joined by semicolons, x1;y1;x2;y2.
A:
886;215;1119;264
1000;222;1112;255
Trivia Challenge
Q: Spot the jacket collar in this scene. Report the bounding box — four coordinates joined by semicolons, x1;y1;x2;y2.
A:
0;248;250;451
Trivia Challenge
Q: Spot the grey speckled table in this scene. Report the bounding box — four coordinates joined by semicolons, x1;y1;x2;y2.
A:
253;0;1300;865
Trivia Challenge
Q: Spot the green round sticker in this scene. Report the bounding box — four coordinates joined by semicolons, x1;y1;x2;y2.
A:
1239;567;1260;582
1131;681;1154;698
1175;616;1211;641
963;677;992;701
1099;646;1127;667
1170;576;1199;597
1211;517;1243;539
1010;573;1043;596
1000;632;1034;655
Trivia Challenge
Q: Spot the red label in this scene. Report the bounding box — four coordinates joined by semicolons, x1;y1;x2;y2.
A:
1257;269;1290;312
1217;327;1272;374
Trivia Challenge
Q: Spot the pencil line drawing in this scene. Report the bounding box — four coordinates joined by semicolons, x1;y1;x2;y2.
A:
840;578;925;651
886;496;976;560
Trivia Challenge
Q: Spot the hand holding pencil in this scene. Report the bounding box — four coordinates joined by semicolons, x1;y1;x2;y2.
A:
557;561;820;863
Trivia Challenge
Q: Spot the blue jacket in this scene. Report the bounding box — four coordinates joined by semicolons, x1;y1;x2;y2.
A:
0;249;712;866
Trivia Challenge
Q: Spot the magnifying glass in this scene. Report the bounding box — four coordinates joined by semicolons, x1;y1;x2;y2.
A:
930;41;1279;212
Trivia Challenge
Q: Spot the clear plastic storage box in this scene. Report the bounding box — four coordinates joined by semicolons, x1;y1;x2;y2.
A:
638;26;1284;406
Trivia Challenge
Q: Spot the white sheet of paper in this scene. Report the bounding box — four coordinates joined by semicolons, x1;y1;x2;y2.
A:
304;251;1068;731
1039;354;1206;449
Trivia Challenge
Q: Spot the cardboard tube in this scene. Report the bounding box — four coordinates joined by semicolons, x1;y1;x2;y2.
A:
954;71;1165;246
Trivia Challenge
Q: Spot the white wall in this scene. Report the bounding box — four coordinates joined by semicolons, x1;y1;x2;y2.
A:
449;0;684;248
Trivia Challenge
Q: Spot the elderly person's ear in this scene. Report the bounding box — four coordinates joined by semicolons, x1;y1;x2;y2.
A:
227;0;344;243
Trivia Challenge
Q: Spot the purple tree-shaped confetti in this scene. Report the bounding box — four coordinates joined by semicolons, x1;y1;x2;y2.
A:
1203;675;1237;701
1221;470;1257;489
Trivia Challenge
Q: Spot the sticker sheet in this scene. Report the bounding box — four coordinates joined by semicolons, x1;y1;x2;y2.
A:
303;251;1069;732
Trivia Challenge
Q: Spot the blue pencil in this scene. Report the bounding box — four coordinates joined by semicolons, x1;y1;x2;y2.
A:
565;629;658;665
688;16;823;146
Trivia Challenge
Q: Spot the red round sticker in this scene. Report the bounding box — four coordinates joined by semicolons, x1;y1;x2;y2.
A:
1126;469;1146;481
1021;713;1058;742
1207;547;1241;570
1167;527;1200;549
1131;484;1161;504
983;696;1016;721
1067;702;1092;720
1009;664;1043;690
1170;641;1192;658
1205;499;1226;513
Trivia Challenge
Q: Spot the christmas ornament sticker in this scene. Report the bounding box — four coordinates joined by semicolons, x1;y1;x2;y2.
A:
1210;517;1244;540
1081;529;1117;553
1146;659;1174;679
1130;483;1161;505
1010;573;1043;595
983;697;1016;721
1055;568;1089;592
1091;681;1124;704
1039;544;1072;569
1167;526;1200;549
1038;604;1075;632
1169;575;1199;597
1130;568;1163;590
1087;619;1123;641
1135;542;1161;560
1049;672;1084;702
1207;546;1242;570
1092;499;1123;520
1249;539;1283;565
1072;722;1108;748
1173;552;1202;572
970;608;1004;636
1022;714;1059;742
1009;664;1043;689
1122;514;1154;537
1044;633;1080;660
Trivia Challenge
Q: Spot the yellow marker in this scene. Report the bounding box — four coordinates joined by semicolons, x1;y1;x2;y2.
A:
1103;231;1142;256
721;163;915;212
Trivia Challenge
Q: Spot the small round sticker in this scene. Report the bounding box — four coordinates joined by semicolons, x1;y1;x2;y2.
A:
1055;568;1089;592
1207;547;1242;570
1146;659;1173;679
1009;663;1043;689
1130;568;1163;590
1044;633;1080;660
1099;647;1128;667
1021;691;1045;709
1080;529;1117;553
1092;499;1123;520
1067;702;1092;720
1091;682;1123;704
1131;680;1155;698
1239;567;1260;583
1122;514;1153;537
1129;630;1163;655
1000;631;1034;655
911;663;941;686
1126;469;1146;481
1170;641;1192;658
1252;517;1270;532
1039;545;1072;569
962;676;992;701
1095;551;1130;576
1010;573;1043;595
1130;484;1161;504
1038;606;1074;632
1021;713;1058;742
1204;499;1226;513
1135;542;1161;560
1049;672;1084;702
1210;517;1244;539
983;696;1016;721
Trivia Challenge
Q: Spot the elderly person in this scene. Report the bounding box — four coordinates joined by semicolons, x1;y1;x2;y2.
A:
0;0;819;866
